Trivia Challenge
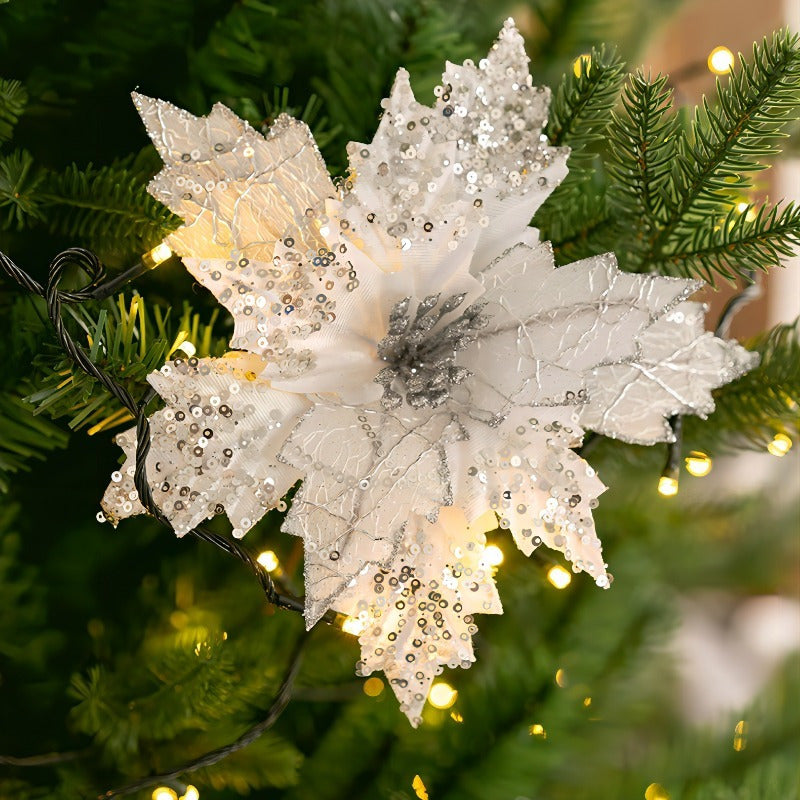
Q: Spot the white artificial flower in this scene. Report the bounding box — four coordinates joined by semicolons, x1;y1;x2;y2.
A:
102;20;756;724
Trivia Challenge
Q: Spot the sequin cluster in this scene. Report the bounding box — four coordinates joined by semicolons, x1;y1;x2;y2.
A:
336;508;500;726
102;352;307;538
343;20;568;248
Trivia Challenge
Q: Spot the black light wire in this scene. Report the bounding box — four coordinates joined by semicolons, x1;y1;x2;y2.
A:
1;246;318;797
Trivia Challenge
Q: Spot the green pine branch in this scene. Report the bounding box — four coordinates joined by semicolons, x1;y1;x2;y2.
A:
0;393;69;493
545;45;626;163
536;46;625;256
652;201;800;282
39;163;180;260
0;149;44;229
26;294;227;435
0;77;28;143
643;30;800;279
605;71;680;265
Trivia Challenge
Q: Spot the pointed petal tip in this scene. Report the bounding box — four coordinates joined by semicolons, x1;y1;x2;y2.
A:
387;67;415;101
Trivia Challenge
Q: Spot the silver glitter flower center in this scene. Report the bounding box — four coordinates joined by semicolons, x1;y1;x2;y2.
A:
375;292;489;409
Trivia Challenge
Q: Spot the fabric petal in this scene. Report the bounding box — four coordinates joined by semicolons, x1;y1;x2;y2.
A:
278;404;462;627
334;507;501;725
101;353;308;537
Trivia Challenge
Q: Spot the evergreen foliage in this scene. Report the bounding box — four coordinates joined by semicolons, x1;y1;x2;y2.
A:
0;1;797;799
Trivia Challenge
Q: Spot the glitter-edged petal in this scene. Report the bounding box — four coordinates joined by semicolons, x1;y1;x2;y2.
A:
133;92;334;285
102;353;308;537
578;301;759;444
279;404;462;627
335;508;501;725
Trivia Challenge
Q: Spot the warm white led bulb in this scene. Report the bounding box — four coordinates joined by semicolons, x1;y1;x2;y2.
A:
767;433;792;457
428;682;458;709
547;565;572;589
257;550;280;571
483;544;504;567
145;242;173;268
708;46;734;75
341;615;367;636
658;475;679;497
685;451;712;477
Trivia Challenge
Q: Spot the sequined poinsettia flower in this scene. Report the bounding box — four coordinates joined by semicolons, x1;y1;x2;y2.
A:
102;20;756;725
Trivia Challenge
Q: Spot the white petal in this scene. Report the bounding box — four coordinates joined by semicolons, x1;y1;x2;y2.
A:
334;508;501;725
578;302;759;443
279;404;459;627
101;353;308;537
133;92;334;266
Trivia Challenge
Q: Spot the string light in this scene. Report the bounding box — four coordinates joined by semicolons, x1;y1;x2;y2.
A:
168;330;192;358
645;784;670;800
412;774;429;800
572;53;591;76
483;544;504;569
547;564;572;589
143;242;173;269
450;710;464;723
555;668;568;687
528;722;547;738
256;550;280;571
707;45;734;75
363;676;384;697
175;338;196;358
767;433;792;457
180;787;200;800
152;789;178;800
583;696;592;707
733;719;748;751
428;681;458;709
341;615;368;636
658;474;679;497
684;451;712;477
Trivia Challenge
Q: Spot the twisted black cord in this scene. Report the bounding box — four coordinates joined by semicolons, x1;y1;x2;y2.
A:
2;247;305;614
99;633;308;799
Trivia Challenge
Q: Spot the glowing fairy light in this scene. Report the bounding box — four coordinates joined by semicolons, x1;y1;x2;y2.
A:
528;722;547;738
144;242;173;269
707;46;734;75
767;433;792;457
573;53;591;77
684;451;712;477
256;550;280;571
483;544;504;568
341;615;368;636
428;682;458;709
658;475;679;497
547;564;572;589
